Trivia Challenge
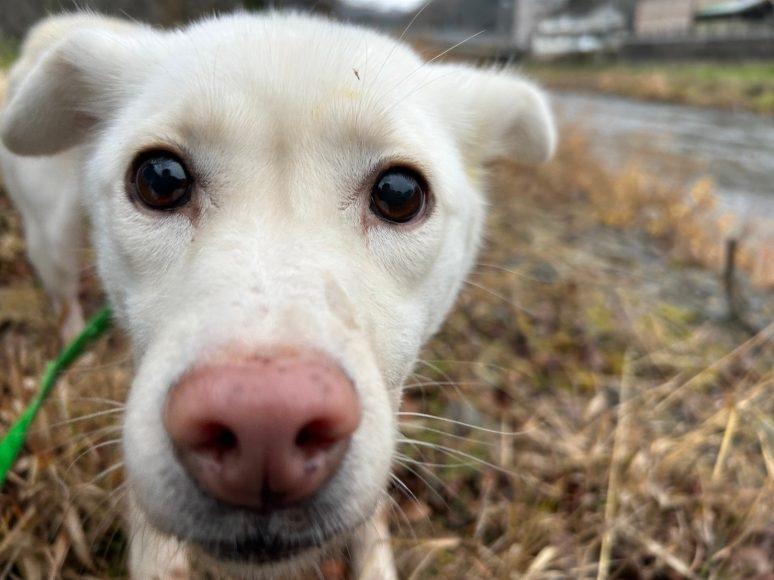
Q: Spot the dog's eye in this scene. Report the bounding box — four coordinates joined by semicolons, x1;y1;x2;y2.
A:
132;152;192;210
370;168;427;224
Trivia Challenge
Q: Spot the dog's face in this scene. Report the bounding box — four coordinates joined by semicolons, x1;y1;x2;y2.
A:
2;12;554;572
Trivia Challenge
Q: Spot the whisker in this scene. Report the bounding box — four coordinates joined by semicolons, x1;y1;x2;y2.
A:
474;262;544;282
399;412;530;437
377;29;488;120
390;472;420;505
61;397;126;408
413;360;477;411
46;408;125;429
46;480;128;551
396;453;477;470
25;407;124;440
419;359;517;373
422;30;486;69
371;0;436;89
399;422;497;447
38;423;122;456
397;438;513;477
464;280;537;316
381;490;418;539
392;458;449;509
403;380;488;390
94;488;131;560
65;438;123;474
80;461;124;487
107;481;130;503
380;67;460;118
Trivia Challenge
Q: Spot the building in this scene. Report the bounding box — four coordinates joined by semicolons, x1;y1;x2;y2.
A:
634;0;773;38
635;0;696;36
511;0;561;50
531;3;628;57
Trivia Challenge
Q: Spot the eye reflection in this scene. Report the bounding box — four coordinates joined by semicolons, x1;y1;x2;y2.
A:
132;152;192;211
370;168;426;224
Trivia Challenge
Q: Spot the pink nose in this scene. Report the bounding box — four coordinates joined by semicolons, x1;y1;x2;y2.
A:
163;350;361;510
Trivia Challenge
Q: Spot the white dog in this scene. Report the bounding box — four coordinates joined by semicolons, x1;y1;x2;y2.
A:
0;11;555;579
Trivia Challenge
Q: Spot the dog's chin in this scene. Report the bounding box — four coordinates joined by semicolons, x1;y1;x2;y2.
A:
192;520;353;565
139;487;371;568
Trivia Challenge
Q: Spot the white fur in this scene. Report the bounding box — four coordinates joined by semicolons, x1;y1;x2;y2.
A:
0;11;555;578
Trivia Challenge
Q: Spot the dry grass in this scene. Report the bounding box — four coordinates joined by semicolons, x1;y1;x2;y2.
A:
1;129;772;579
528;62;774;117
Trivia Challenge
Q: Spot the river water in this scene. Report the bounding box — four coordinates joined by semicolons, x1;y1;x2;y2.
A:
552;92;774;224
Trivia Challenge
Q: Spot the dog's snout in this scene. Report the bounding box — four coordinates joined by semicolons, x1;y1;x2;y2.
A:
163;351;361;510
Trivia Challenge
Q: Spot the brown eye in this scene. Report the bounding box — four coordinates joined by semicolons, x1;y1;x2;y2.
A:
370;168;427;224
132;152;192;210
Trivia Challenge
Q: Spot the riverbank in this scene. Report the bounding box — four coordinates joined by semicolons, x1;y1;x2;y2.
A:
527;61;774;116
551;91;774;239
1;128;772;577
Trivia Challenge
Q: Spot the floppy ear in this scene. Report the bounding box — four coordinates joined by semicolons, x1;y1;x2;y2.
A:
1;29;145;156
427;64;557;166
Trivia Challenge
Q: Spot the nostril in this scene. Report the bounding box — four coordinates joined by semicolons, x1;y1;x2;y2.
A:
194;422;239;458
295;420;340;455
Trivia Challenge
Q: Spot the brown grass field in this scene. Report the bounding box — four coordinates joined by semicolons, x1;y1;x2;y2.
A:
1;127;772;578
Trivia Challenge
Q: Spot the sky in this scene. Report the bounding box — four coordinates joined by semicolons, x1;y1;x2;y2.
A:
343;0;426;12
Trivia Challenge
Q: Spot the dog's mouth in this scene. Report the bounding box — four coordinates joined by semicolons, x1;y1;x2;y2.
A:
141;488;369;565
193;521;351;564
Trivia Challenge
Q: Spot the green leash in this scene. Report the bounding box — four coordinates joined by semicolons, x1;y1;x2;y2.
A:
0;306;113;487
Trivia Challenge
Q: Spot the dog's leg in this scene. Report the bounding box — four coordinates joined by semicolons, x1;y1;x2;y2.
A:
20;214;84;341
128;498;191;580
351;506;397;580
10;159;85;341
27;212;84;342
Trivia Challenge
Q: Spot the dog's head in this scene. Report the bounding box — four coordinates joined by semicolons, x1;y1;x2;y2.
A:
2;12;555;571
